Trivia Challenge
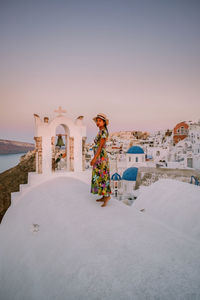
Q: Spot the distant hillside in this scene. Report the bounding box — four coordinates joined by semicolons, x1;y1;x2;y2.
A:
0;139;35;154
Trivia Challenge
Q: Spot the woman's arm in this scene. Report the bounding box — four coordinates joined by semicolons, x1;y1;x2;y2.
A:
90;138;106;166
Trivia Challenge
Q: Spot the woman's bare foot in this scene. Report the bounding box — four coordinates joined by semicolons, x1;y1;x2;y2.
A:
96;196;105;202
101;196;111;207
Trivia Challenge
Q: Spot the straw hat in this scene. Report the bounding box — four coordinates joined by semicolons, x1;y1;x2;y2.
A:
93;113;109;126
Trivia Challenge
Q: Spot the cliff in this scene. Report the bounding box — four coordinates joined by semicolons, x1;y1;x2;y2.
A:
0;150;36;223
0;139;35;154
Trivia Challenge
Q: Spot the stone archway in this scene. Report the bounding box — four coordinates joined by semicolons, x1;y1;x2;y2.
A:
52;124;70;172
34;107;86;174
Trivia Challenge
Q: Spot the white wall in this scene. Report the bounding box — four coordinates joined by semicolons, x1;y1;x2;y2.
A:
122;180;136;195
34;114;86;174
126;153;146;168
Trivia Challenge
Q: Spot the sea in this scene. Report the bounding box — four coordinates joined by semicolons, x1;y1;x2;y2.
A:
0;153;27;174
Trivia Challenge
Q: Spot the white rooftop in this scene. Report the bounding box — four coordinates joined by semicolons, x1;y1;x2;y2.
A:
0;173;200;300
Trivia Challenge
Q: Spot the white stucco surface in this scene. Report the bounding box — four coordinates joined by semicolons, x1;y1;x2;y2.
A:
1;175;200;300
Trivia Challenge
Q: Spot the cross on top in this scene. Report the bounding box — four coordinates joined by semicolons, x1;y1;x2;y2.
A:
54;106;67;116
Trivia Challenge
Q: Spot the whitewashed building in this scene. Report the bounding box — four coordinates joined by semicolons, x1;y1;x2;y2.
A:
110;172;122;197
121;167;138;196
126;146;146;168
188;123;200;155
34;107;87;174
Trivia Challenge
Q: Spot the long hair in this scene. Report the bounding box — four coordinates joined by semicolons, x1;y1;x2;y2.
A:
103;120;109;136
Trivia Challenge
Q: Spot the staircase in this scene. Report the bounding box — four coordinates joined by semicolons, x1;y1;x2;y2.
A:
11;169;91;205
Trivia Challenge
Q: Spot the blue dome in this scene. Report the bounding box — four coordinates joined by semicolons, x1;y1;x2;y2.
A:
111;173;122;181
126;146;144;154
122;167;138;181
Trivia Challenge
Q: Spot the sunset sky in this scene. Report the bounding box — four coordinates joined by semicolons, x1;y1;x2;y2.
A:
0;0;200;143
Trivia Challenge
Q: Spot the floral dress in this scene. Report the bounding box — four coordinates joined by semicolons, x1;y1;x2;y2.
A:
90;128;112;196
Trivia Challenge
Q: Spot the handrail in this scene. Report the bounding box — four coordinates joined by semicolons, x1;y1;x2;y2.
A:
190;176;200;186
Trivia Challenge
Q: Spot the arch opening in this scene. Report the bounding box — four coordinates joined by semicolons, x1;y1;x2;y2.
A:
52;123;70;172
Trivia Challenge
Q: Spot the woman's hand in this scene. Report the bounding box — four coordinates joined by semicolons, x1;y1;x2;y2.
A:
90;158;96;166
91;139;105;167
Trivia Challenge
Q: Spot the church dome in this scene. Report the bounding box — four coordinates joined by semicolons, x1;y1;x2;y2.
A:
111;173;122;181
122;167;138;181
126;146;144;154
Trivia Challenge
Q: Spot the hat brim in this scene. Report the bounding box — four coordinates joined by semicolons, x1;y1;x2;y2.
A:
93;116;109;126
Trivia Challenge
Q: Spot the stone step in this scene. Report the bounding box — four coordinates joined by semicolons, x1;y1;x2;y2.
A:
27;172;38;184
27;172;44;186
19;183;31;194
11;191;21;205
10;173;35;205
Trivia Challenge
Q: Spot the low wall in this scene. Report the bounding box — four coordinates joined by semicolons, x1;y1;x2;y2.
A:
139;167;200;177
137;167;200;187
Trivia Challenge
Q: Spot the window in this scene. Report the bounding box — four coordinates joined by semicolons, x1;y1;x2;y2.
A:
129;157;131;162
136;157;138;162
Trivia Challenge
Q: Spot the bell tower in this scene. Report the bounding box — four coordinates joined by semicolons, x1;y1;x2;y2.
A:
33;107;87;174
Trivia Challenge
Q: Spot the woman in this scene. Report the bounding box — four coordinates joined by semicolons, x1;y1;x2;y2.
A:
90;113;112;207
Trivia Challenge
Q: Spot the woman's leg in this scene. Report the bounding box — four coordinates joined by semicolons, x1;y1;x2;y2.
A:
101;194;111;207
96;196;105;202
